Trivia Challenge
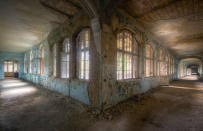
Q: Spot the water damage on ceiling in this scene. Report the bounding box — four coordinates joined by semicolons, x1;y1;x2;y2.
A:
121;0;203;57
0;0;81;53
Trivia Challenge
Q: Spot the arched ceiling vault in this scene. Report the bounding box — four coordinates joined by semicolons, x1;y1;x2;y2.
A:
0;0;202;58
118;0;203;58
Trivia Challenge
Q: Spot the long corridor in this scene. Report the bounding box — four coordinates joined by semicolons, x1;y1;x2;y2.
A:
87;75;203;131
1;77;203;131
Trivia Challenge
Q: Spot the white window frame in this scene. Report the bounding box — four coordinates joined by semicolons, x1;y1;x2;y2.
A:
77;29;90;80
60;38;71;78
53;44;57;77
30;51;33;74
117;30;139;80
145;44;154;77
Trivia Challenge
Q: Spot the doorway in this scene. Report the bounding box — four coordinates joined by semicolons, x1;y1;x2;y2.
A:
4;61;19;78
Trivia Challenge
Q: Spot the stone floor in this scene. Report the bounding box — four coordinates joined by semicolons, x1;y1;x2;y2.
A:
0;78;88;131
1;76;203;131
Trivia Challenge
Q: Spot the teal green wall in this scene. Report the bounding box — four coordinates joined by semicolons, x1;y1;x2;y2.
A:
0;51;24;79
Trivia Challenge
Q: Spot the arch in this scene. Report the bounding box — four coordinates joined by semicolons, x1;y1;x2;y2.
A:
116;30;139;80
76;28;91;80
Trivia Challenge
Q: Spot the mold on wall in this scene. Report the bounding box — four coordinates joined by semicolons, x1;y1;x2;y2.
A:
21;13;100;106
0;51;24;79
18;10;177;108
99;13;177;107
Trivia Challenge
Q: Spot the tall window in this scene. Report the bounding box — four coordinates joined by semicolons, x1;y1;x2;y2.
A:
172;58;175;74
24;54;28;73
53;44;57;77
117;30;138;80
38;45;45;75
77;29;90;80
154;51;157;76
4;61;8;72
165;54;169;75
14;62;18;72
158;49;167;76
145;44;154;77
4;61;18;73
61;38;70;78
30;51;33;73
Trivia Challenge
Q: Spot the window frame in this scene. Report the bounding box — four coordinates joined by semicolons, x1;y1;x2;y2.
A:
29;51;33;74
24;54;28;73
60;38;71;79
158;48;167;76
116;30;139;81
76;28;90;81
145;44;154;77
38;44;45;75
52;44;57;77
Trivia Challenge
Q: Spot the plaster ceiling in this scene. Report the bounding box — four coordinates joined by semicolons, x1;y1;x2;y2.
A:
122;0;203;57
0;0;68;53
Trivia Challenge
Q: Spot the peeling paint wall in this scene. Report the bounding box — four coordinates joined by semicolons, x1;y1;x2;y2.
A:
100;13;177;107
19;11;178;108
22;13;100;106
0;51;24;80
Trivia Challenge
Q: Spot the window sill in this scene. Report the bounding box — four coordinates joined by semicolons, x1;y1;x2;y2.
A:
144;76;156;78
116;78;141;83
76;79;89;83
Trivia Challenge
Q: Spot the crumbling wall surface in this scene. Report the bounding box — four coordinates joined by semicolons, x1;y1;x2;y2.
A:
22;13;100;105
100;13;176;107
21;11;177;107
0;51;24;79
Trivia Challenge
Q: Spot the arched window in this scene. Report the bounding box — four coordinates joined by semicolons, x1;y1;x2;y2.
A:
60;38;70;78
38;44;44;75
145;44;154;77
53;44;57;77
30;51;33;73
77;29;90;80
24;54;27;73
117;30;139;80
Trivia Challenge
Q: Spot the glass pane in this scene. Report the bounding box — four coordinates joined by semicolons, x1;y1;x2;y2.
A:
85;30;89;48
4;62;7;72
146;44;151;58
8;61;13;72
117;33;123;50
134;41;138;55
145;59;150;77
14;63;18;72
124;32;132;52
117;52;122;80
150;60;153;76
133;56;138;78
124;54;132;79
61;61;67;78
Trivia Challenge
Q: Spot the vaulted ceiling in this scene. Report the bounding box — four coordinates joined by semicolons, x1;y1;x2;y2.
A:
121;0;203;58
0;0;202;58
0;0;81;53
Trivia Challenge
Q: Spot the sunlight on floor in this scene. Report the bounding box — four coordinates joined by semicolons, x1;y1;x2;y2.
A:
181;75;199;80
1;82;28;88
162;85;203;91
1;87;37;98
0;79;37;99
